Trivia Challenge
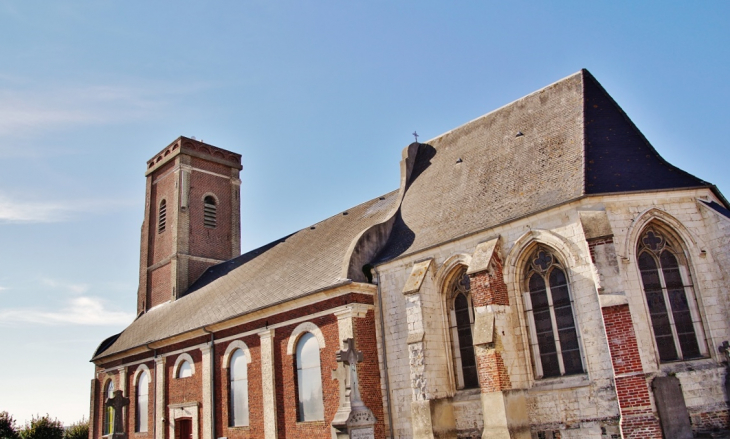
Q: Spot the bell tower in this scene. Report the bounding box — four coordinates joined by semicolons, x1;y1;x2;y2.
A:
137;136;242;314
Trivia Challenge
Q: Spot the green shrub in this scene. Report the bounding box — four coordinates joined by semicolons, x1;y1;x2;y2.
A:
0;412;20;439
19;415;63;439
63;419;88;439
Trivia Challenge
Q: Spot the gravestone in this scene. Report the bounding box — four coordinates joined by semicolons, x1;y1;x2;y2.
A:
105;390;130;439
332;338;376;439
652;376;692;439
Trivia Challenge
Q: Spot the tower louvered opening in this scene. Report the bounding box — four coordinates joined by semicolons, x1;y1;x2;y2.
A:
158;200;167;233
204;196;217;228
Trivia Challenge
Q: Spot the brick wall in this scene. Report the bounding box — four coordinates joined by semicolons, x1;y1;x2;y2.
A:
187;156;235;263
469;255;509;307
148;263;172;309
601;304;662;438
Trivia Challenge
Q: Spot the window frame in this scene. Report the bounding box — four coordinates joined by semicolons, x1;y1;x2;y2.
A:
294;331;325;422
228;348;250;427
445;267;479;390
636;226;708;363
522;246;585;379
135;368;150;433
173;353;196;379
103;379;115;436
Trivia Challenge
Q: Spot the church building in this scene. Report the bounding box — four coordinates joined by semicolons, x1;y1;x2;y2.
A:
90;70;730;439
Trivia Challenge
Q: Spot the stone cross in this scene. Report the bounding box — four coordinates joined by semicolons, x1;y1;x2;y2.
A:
105;390;129;439
336;338;364;408
412;131;419;143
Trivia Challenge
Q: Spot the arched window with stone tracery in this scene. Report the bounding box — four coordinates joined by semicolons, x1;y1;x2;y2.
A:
523;246;583;379
636;225;707;362
446;266;479;390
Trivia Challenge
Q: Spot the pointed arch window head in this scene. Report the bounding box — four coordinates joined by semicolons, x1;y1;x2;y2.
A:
637;226;707;362
158;199;167;233
203;196;217;228
135;371;149;433
103;380;115;436
447;267;478;390
229;349;249;426
295;332;324;421
523;246;583;379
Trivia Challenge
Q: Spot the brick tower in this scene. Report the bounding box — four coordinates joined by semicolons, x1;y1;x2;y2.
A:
137;136;242;314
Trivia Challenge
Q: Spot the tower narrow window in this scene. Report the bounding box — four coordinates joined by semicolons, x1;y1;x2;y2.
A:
447;267;479;389
135;371;149;433
158;200;167;233
103;380;115;436
229;349;249;426
637;226;707;362
295;332;324;421
204;196;217;228
523;247;583;378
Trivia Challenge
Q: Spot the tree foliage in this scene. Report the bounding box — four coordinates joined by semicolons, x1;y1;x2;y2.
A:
63;418;88;439
19;415;63;439
0;412;20;439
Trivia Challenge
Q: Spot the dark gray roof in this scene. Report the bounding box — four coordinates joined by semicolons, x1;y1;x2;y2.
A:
375;70;713;261
94;69;720;361
94;190;399;359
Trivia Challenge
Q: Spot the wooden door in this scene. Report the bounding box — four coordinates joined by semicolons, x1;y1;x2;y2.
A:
175;419;192;439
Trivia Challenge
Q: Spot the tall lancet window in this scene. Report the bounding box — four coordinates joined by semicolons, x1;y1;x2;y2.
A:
229;349;249;426
447;267;479;389
295;332;324;421
135;371;149;432
637;226;707;362
103;380;115;436
523;247;583;378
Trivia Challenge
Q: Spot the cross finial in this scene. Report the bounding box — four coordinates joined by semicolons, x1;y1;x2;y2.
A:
413;131;419;143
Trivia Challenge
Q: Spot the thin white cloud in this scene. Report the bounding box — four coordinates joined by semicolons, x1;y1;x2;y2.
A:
0;296;134;326
42;278;90;295
0;191;135;223
0;80;211;139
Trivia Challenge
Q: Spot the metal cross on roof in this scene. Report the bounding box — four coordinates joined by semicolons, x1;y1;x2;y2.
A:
413;131;419;142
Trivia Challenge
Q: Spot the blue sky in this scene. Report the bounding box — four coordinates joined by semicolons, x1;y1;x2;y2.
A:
0;1;728;426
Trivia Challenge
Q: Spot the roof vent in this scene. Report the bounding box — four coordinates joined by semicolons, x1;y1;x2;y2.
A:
516;131;524;137
456;158;463;164
310;226;316;230
343;212;349;216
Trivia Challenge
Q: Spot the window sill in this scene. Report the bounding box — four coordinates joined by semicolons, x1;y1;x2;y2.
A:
453;388;481;402
530;373;590;391
295;420;326;426
659;356;717;374
227;425;249;430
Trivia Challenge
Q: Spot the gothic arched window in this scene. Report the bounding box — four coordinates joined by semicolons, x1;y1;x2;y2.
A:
447;267;479;389
295;332;324;421
158;199;167;233
135;371;149;433
637;226;707;362
203;196;217;228
103;380;115;436
523;247;583;378
229;349;249;426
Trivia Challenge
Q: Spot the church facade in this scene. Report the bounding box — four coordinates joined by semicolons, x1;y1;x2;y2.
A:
90;70;730;439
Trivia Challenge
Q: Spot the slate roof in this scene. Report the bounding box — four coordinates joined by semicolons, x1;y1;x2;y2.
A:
93;69;721;361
